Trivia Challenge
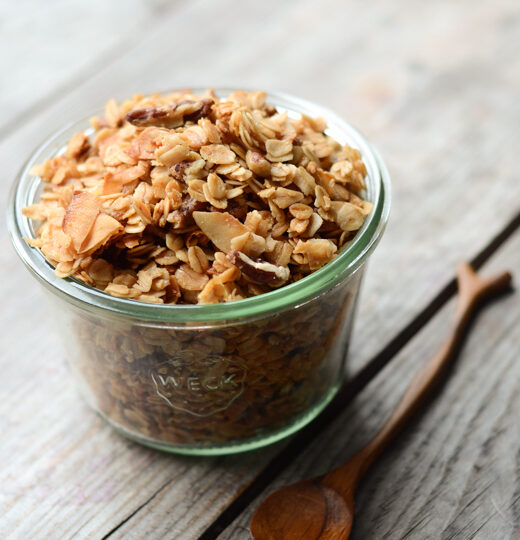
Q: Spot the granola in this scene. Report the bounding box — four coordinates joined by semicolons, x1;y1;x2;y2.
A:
64;271;360;446
23;90;372;305
20;90;375;450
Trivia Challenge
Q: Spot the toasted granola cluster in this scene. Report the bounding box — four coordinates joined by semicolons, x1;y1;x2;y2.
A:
23;90;371;304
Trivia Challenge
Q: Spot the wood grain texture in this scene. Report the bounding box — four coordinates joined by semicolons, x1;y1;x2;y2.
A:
0;0;175;138
1;0;519;538
221;230;520;540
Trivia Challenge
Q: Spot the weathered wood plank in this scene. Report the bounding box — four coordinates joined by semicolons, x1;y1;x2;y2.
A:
1;0;519;537
220;230;520;540
0;0;175;138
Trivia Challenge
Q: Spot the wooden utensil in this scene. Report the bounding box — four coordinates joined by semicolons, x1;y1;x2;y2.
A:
250;263;512;540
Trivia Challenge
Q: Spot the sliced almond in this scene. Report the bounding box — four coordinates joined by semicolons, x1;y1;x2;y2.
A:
229;231;266;257
306;212;324;237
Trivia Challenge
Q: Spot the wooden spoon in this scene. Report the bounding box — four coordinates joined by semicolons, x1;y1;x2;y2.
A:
250;263;512;540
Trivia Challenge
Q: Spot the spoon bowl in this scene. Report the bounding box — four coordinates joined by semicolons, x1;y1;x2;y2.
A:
251;480;354;540
250;263;512;540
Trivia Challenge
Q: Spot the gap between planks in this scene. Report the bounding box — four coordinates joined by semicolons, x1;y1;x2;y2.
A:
98;210;520;539
100;477;176;540
191;208;520;540
2;1;516;536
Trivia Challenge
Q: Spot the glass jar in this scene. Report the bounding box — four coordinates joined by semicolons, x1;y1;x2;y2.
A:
7;89;391;455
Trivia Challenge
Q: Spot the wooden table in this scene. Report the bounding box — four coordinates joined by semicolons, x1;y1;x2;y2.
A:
1;1;519;538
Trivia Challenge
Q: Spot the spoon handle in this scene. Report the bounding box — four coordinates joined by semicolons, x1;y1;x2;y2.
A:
323;263;511;494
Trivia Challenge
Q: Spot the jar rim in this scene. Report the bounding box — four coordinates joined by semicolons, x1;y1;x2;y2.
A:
7;88;391;323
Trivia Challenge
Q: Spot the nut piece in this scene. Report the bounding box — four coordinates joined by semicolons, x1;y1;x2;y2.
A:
24;89;371;305
228;250;290;286
126;105;177;127
170;197;207;228
126;98;213;128
193;211;250;253
229;231;266;257
246;150;271;177
181;98;213;123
